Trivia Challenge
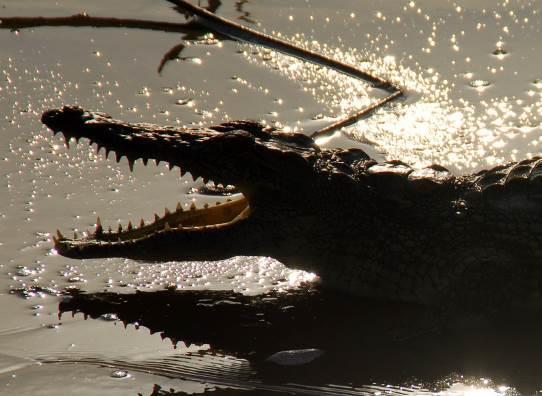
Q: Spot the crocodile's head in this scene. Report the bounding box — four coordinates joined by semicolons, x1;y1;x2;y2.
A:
42;106;361;263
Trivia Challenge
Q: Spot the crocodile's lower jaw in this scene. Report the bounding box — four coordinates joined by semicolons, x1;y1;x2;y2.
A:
53;193;251;258
51;144;252;258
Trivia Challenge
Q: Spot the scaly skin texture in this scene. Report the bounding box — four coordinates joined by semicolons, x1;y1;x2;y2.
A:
42;106;542;309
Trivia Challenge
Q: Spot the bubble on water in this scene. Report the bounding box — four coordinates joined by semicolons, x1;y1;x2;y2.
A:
469;79;491;89
10;286;61;299
137;87;151;97
16;267;33;277
187;57;202;65
492;48;508;56
110;369;129;379
175;98;194;107
67;276;86;283
311;113;325;120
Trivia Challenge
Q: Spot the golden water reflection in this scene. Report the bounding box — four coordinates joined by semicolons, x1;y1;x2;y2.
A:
244;34;542;174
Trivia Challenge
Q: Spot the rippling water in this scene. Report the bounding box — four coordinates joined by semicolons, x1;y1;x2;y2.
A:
1;0;541;394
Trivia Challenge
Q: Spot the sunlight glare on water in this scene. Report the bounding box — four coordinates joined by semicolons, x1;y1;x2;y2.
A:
242;0;542;174
245;38;542;173
2;0;542;394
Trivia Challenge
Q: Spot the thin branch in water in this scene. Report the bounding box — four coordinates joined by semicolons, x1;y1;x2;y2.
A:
166;0;404;138
310;91;403;139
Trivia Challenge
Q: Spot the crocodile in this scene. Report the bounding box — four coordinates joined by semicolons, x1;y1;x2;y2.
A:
42;105;542;309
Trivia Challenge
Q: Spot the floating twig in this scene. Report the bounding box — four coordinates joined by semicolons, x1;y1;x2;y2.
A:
311;90;403;139
168;0;398;92
167;0;404;138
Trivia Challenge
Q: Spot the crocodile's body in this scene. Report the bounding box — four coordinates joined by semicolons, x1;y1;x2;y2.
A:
42;106;542;309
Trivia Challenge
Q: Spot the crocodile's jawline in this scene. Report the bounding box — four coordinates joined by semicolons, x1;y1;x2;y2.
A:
42;106;542;308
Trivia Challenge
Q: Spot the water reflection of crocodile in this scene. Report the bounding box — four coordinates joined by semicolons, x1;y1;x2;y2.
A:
59;287;542;394
43;105;542;309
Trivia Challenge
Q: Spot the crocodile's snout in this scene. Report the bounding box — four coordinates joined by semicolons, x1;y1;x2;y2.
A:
41;106;86;132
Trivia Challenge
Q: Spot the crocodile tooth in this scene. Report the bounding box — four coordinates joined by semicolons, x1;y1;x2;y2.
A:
52;235;59;244
95;217;103;236
190;202;197;211
176;202;183;212
154;213;160;222
140;219;145;228
164;222;171;231
127;221;133;231
56;229;64;239
164;207;170;216
117;223;123;233
62;134;71;149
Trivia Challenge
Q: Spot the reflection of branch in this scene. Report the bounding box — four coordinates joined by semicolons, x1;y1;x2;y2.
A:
167;0;404;138
235;0;256;25
0;13;205;34
157;43;186;74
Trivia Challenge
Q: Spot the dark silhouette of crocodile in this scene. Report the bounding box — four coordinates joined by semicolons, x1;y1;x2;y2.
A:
42;106;542;309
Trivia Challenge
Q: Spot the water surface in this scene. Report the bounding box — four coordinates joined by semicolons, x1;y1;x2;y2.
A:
1;0;542;394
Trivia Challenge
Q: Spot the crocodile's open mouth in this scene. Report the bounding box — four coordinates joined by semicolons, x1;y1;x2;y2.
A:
52;151;252;256
42;106;260;259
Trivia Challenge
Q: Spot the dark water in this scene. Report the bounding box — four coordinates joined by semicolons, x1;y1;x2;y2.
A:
1;0;542;394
